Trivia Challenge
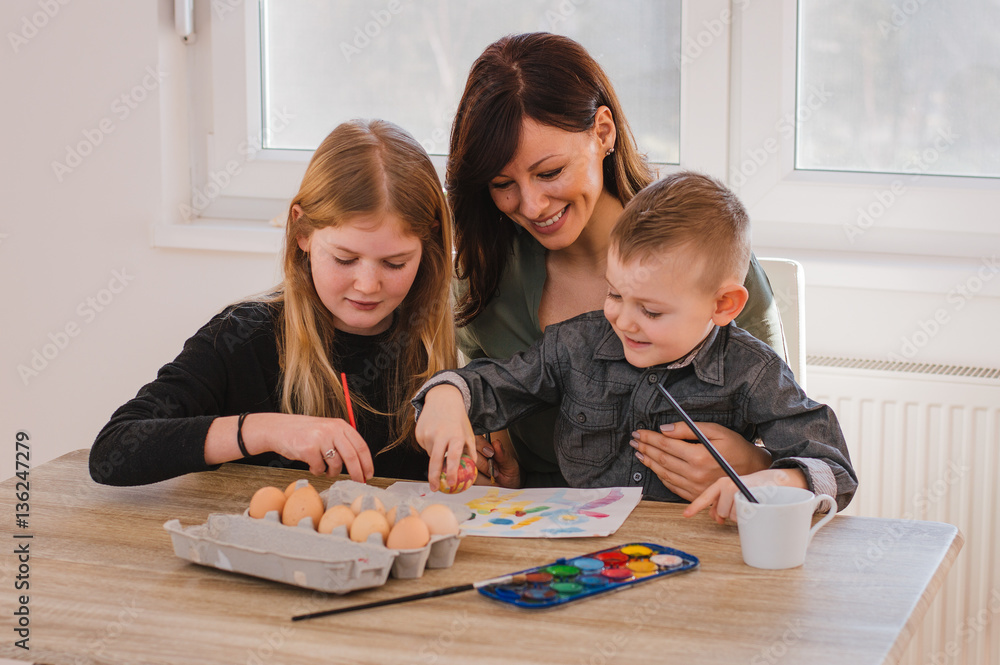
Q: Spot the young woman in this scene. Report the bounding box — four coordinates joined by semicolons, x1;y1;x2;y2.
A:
447;33;781;497
90;119;455;486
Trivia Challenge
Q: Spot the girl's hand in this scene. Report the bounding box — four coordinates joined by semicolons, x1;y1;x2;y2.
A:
629;422;772;501
683;468;808;524
474;430;521;488
414;384;476;491
235;413;375;482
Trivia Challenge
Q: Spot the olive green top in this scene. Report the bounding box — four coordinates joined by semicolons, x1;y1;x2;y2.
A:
456;229;786;486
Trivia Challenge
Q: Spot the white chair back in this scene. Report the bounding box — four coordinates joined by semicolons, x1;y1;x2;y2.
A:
757;258;807;390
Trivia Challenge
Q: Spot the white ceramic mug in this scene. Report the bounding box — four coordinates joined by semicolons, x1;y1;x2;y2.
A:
734;486;837;569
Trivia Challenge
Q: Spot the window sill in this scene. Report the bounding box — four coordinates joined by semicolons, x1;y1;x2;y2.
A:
152;219;283;254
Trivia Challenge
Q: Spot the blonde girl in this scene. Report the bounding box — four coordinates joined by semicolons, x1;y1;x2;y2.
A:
90;119;455;485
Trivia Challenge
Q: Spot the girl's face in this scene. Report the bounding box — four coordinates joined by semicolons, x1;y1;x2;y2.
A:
297;212;422;335
487;109;616;251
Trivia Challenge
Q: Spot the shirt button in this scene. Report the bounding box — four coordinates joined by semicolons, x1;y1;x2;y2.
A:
575;413;587;423
647;374;657;384
637;422;646;430
633;472;643;483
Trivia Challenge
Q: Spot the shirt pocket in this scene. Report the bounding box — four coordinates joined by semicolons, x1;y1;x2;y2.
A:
557;395;620;467
653;393;741;432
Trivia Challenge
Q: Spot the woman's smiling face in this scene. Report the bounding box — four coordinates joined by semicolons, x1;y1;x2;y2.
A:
487;111;616;251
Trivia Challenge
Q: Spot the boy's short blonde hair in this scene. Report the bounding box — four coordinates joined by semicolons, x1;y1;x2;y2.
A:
610;171;751;291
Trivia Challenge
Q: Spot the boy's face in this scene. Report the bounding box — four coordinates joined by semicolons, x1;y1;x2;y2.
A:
604;247;719;367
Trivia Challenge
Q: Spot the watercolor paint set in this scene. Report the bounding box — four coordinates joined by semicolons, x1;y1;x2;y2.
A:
477;542;698;609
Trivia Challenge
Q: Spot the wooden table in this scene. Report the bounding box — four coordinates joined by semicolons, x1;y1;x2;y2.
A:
0;450;961;665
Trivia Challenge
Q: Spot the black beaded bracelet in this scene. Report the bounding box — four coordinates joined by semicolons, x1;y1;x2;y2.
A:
236;412;251;458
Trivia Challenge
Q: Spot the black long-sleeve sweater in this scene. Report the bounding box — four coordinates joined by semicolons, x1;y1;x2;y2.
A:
89;302;430;485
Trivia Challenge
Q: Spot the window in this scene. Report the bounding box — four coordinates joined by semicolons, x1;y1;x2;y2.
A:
797;0;1000;178
729;0;998;258
157;0;701;252
159;0;999;260
261;1;682;163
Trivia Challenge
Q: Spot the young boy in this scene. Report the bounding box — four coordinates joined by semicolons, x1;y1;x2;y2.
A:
413;172;856;521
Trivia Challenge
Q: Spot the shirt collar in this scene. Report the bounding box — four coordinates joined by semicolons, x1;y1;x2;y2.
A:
594;322;728;386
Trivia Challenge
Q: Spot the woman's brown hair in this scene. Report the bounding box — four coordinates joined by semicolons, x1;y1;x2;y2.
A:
264;119;455;452
448;32;654;326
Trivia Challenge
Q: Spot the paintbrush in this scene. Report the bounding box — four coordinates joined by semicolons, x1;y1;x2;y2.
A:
291;574;526;621
340;372;357;429
655;379;758;504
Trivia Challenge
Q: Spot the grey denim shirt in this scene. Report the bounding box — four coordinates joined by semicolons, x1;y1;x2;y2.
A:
413;312;857;508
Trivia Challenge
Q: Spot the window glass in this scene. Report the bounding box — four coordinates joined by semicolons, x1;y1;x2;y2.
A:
261;0;681;163
797;0;1000;178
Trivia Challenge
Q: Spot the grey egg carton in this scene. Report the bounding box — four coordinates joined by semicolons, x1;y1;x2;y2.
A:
164;479;471;594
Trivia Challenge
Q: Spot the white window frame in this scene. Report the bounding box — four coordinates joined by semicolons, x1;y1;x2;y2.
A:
157;0;999;264
155;0;730;254
729;0;999;261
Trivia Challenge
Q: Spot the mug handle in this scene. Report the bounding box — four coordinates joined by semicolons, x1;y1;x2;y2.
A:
807;494;837;542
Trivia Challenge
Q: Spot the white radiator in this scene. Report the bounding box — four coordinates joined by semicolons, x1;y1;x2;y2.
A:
808;357;1000;665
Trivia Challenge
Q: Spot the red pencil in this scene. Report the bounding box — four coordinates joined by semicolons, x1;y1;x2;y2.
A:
340;372;357;429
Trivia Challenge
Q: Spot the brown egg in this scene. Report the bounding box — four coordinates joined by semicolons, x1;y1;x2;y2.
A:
350;494;386;515
420;504;460;536
386;515;431;550
317;504;356;534
248;486;286;519
282;485;324;529
386;504;416;527
349;510;391;545
284;479;305;498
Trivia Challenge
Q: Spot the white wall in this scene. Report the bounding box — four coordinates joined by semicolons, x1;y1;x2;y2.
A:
1;1;280;481
2;2;997;482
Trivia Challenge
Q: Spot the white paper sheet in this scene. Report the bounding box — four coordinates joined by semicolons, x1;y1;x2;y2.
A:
384;482;644;538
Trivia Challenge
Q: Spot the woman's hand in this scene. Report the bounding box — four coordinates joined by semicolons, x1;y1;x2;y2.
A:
208;412;375;482
629;422;771;501
474;429;521;488
683;468;807;524
414;384;477;491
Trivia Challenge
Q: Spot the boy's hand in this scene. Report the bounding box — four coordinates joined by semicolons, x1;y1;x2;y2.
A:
630;422;771;501
414;384;477;491
683;468;808;523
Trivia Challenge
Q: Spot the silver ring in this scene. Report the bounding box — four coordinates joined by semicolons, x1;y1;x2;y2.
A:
324;449;337;459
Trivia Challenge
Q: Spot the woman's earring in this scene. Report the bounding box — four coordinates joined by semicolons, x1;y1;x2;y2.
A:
605;147;615;156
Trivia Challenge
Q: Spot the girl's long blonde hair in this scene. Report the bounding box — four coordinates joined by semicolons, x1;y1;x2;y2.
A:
266;119;455;452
